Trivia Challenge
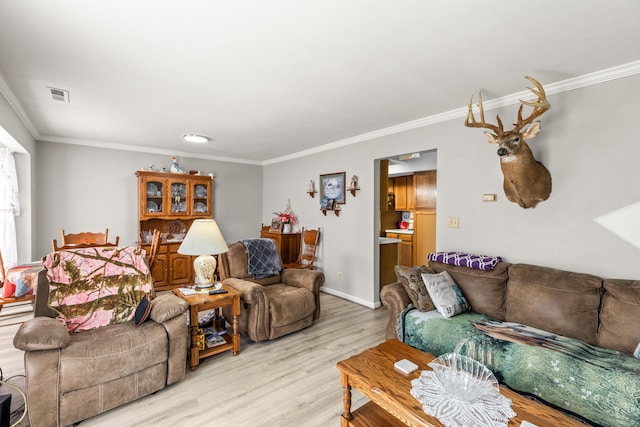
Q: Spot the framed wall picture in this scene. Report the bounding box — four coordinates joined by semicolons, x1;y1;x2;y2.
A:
270;218;283;232
320;172;346;205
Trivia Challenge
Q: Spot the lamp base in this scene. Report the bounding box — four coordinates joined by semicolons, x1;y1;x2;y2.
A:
193;254;217;290
194;282;215;291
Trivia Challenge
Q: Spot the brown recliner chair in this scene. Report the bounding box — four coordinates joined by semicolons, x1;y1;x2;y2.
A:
13;248;189;427
219;241;325;342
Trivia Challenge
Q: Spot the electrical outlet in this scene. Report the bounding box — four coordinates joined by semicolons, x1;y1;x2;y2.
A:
448;217;459;228
338;272;343;279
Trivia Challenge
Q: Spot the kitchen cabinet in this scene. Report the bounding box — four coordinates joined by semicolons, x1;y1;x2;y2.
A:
415;212;436;265
388;175;415;211
379;239;399;292
386;232;413;267
415;170;437;210
380;159;390;212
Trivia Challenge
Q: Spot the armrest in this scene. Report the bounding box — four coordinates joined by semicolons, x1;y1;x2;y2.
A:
149;293;188;324
380;282;412;340
34;269;57;318
222;278;268;304
13;317;70;351
281;269;325;294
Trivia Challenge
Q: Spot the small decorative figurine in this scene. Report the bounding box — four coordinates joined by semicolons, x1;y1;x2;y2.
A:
169;157;186;174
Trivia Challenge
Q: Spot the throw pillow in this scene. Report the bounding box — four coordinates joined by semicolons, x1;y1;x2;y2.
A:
394;265;435;312
422;271;470;318
134;294;152;326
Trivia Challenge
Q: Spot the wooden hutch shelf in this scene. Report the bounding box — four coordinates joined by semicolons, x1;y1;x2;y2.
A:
136;171;214;291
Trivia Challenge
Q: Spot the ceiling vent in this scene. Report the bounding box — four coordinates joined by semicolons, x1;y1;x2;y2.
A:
47;86;70;102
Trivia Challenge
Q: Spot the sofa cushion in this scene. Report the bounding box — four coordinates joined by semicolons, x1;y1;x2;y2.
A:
394;265;434;312
429;261;510;320
598;279;640;355
422;271;470;318
505;264;602;345
58;320;168;393
225;242;281;285
265;284;315;328
44;246;153;332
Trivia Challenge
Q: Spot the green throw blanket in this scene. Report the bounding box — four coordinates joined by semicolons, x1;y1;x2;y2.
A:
399;309;640;427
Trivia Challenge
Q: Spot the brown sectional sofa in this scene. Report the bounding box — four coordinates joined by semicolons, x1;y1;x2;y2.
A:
382;261;640;355
381;260;640;426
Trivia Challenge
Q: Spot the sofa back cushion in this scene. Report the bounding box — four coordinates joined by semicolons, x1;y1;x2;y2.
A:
44;246;153;332
429;261;510;320
223;242;281;285
598;279;640;355
505;264;602;345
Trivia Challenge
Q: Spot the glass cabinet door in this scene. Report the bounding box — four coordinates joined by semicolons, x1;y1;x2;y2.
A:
170;180;188;215
143;178;166;217
191;180;212;216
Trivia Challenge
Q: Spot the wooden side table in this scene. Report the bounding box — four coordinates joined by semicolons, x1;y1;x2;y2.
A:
172;286;240;370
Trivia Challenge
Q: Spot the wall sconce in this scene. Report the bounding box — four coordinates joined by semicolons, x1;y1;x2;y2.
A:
307;180;317;198
347;175;360;197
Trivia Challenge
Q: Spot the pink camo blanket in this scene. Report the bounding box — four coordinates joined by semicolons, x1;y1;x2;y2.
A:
44;246;153;332
428;251;502;271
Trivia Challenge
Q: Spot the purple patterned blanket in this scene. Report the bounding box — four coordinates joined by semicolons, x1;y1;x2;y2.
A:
428;251;502;271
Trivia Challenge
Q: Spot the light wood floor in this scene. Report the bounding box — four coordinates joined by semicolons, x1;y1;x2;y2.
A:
0;292;390;426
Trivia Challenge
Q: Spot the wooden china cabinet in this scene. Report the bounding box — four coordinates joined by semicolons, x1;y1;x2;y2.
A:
136;171;214;291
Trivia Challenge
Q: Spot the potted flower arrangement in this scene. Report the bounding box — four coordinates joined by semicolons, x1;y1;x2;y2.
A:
274;200;297;233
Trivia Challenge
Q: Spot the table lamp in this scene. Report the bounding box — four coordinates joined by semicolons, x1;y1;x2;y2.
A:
178;219;229;290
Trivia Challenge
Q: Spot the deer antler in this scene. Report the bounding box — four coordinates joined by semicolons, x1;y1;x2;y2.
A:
513;76;550;132
464;90;504;136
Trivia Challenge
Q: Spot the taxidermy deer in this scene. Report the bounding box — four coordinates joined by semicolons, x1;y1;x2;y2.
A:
465;76;551;208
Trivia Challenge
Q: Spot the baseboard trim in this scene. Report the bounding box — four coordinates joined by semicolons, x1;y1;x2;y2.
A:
320;286;381;309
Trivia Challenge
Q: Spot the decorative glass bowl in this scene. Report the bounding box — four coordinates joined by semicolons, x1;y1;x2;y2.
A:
428;353;498;402
411;351;514;426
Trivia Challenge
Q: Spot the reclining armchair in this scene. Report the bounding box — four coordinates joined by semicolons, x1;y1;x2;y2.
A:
13;246;189;427
219;241;325;342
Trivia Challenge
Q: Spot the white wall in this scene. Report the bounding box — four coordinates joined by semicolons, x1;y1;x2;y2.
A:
264;74;640;308
34;142;263;259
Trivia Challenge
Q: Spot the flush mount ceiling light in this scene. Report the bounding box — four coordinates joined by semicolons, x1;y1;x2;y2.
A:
183;134;210;143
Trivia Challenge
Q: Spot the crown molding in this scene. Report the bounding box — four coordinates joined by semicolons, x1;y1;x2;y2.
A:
264;60;640;165
38;135;262;165
0;72;40;141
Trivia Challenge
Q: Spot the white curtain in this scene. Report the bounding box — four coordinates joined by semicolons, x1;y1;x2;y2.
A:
0;148;20;269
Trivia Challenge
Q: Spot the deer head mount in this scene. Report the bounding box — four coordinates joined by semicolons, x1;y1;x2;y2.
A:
465;76;551;209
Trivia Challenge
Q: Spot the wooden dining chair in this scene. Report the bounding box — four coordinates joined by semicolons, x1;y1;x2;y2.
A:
147;229;161;270
52;228;120;251
283;228;320;270
0;249;36;314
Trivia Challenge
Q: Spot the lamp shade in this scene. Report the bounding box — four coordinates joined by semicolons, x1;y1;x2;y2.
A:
178;219;229;256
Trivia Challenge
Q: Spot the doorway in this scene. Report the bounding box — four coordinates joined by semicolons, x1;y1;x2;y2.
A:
377;150;437;295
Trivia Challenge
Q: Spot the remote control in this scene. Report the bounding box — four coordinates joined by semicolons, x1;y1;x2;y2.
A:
208;289;228;295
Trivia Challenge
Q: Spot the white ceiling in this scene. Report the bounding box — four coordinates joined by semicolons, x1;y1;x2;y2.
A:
0;1;639;163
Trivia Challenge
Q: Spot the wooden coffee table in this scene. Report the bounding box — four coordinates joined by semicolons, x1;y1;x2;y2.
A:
336;339;585;426
173;286;240;370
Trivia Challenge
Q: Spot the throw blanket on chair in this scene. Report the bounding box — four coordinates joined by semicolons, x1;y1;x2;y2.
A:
242;238;282;279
